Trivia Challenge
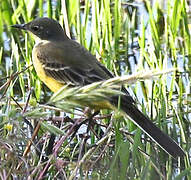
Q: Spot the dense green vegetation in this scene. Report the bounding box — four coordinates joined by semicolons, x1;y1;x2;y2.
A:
0;0;190;179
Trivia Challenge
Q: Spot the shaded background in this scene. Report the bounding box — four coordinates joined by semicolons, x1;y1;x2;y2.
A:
0;0;190;179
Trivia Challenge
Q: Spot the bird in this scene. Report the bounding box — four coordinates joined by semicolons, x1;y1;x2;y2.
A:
12;17;185;158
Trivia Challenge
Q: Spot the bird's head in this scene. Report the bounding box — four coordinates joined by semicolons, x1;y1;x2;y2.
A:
12;17;67;41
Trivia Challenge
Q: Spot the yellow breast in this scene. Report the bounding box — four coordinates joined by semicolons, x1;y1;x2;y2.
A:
32;42;64;92
31;41;114;110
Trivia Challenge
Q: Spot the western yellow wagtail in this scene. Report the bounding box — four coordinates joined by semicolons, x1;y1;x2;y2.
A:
12;17;185;158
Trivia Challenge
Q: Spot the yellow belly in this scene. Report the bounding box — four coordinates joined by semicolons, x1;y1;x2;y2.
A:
32;43;114;110
32;47;64;92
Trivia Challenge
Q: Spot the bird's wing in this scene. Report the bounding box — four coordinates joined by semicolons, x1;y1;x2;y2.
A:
42;62;107;86
35;39;113;86
35;39;135;103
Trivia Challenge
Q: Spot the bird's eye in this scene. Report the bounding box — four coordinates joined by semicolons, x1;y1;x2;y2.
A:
31;25;39;31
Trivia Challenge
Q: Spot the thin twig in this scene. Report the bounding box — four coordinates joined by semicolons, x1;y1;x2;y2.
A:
0;65;32;100
38;118;82;180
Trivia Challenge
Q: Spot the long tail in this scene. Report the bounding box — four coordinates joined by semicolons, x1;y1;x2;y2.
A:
120;101;185;158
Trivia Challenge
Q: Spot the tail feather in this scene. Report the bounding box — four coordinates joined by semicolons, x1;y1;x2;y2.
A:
121;103;185;158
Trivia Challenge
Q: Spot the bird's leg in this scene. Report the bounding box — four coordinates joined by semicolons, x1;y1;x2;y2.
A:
70;109;100;140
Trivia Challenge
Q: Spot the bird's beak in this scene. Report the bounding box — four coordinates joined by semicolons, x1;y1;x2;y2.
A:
11;23;27;30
